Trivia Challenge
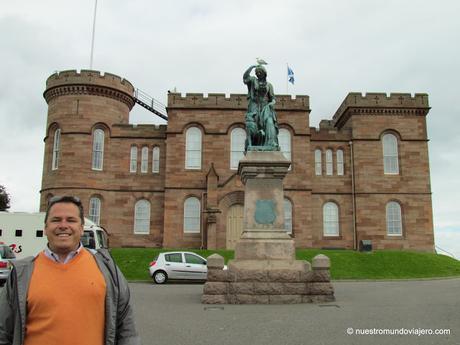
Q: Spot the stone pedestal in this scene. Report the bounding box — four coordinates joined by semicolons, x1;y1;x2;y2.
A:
202;151;335;304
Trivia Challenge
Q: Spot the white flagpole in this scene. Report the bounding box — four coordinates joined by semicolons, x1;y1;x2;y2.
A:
90;0;98;69
286;63;288;94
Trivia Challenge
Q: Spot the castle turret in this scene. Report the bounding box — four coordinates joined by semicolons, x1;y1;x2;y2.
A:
40;70;135;214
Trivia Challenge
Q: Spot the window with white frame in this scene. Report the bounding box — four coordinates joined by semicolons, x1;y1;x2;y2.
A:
323;202;339;236
134;200;150;234
382;133;399;174
89;197;101;225
92;129;104;171
337;149;344;176
386;201;402;235
278;128;292;162
185;127;202;169
130;146;137;173
326;149;333;175
141;146;149;173
284;198;293;234
152;147;160;173
230;128;246;170
315;149;322;176
183;197;200;233
52;128;61;170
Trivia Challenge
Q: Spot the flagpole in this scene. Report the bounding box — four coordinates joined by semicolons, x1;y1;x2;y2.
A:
286;63;288;94
90;0;98;69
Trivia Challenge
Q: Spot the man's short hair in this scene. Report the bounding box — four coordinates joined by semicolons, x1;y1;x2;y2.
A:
45;195;85;224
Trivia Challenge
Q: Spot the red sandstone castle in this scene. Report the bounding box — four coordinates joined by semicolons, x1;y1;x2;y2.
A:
40;70;434;251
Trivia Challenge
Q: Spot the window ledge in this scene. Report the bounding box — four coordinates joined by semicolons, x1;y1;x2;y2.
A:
386;234;404;238
323;235;342;239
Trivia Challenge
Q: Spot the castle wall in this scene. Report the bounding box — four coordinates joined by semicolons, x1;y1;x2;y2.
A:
163;93;312;249
40;72;435;252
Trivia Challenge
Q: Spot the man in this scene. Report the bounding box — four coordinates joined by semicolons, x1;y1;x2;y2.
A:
0;196;141;345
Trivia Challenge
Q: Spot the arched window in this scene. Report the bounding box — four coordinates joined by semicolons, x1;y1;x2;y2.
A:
185;127;202;169
141;146;149;173
183;197;200;233
130;146;137;173
323;202;339;236
152;147;160;173
382;133;399;174
134;200;150;234
89;197;101;225
52;128;61;170
386;201;402;236
326;149;333;175
278;128;292;162
284;198;293;234
315;149;322;176
337;149;344;176
230;128;246;170
92;129;104;171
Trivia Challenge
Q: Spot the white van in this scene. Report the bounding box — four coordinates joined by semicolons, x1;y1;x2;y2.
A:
0;212;109;259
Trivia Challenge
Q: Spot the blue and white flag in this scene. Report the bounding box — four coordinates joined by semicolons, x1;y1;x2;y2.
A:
287;65;295;85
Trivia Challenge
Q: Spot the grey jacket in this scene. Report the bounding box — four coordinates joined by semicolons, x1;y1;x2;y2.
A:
0;249;141;345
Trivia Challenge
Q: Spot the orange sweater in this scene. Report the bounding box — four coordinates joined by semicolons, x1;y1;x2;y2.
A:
25;250;106;345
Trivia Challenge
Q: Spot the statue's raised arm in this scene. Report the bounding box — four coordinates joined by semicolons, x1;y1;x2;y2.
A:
243;65;257;85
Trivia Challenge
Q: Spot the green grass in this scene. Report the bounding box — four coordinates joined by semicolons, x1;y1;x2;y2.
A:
110;248;460;281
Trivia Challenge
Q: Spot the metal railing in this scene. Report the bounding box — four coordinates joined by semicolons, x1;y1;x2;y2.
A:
134;88;168;121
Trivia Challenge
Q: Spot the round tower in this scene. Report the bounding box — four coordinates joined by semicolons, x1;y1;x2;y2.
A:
40;69;135;212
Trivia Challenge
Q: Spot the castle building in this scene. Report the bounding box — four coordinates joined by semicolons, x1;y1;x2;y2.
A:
39;70;435;251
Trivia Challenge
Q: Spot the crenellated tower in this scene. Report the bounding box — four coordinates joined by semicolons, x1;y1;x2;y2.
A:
40;70;167;247
41;70;135;204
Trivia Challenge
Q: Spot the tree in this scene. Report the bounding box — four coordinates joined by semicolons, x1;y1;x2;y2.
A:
0;185;11;211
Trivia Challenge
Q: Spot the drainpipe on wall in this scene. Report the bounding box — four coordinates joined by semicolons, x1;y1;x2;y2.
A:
349;141;358;251
200;192;207;249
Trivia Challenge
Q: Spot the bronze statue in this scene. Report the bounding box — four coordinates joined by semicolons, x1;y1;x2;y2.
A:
243;61;280;151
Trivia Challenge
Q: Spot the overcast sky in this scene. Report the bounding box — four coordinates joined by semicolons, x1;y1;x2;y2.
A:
1;0;459;258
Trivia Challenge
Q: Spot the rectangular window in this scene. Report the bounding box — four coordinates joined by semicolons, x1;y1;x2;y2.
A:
36;230;43;238
130;147;137;173
184;198;201;233
141;147;149;173
15;229;23;237
92;129;104;171
52;129;61;170
152;147;160;173
185;128;202;169
315;150;322;176
337;150;344;176
326;150;333;176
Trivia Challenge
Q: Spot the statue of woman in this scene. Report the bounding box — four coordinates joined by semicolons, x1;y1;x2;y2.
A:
243;64;279;151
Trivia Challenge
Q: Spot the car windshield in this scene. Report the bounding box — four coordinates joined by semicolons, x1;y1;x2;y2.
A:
0;245;16;259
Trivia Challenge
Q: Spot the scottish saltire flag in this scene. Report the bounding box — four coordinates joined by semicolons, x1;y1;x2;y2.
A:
287;65;295;85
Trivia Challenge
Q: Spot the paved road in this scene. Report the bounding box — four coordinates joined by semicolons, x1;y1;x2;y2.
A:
2;279;458;344
130;279;460;345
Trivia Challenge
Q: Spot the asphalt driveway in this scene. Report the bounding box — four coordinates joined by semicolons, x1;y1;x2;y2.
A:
2;278;458;344
130;278;460;345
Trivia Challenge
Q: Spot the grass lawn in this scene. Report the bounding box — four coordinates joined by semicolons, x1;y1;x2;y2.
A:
110;248;460;281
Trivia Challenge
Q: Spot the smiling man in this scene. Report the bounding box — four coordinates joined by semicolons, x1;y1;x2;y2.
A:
0;196;141;345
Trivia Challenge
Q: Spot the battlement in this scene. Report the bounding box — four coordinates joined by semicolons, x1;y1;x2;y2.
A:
168;92;309;111
112;123;167;138
333;92;429;122
45;69;134;95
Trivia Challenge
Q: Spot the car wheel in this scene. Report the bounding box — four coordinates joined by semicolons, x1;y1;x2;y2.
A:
153;270;168;284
